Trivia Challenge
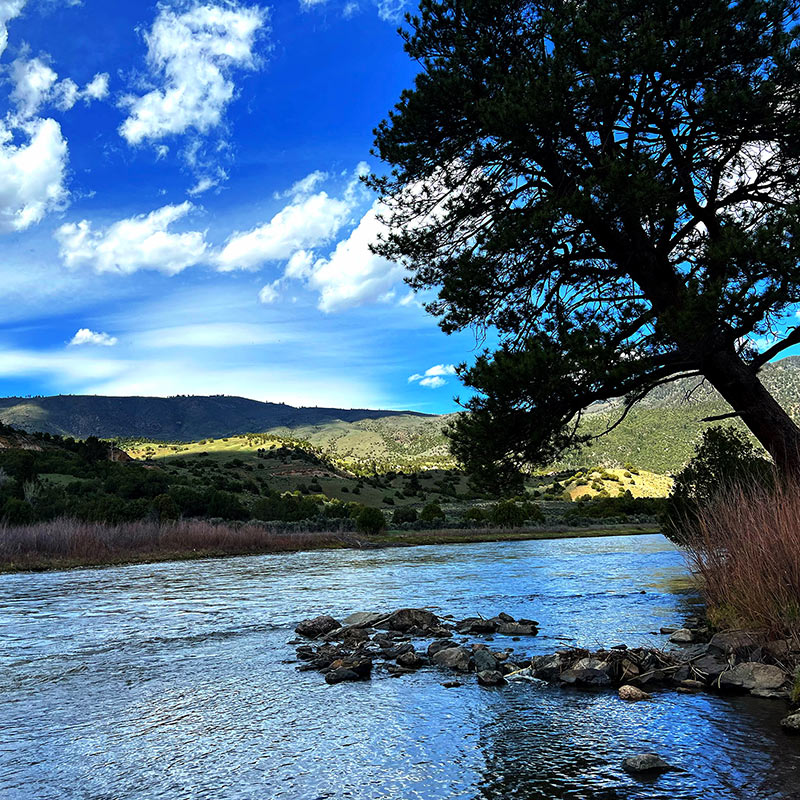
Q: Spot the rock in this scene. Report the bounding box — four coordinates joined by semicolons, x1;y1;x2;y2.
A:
342;611;386;628
497;622;538;636
441;680;462;688
674;643;710;661
433;645;471;672
296;615;340;639
397;650;425;669
718;663;786;692
383;642;414;659
679;679;704;692
763;639;792;661
692;654;730;683
325;668;362;684
660;627;678;634
324;626;371;643
559;668;611;686
518;618;539;626
477;670;506;686
669;628;694;644
428;639;458;658
530;654;564;681
622;753;673;774
750;688;789;699
456;617;497;634
379;608;440;633
780;713;800;733
618;685;651;701
708;631;762;660
472;648;499;673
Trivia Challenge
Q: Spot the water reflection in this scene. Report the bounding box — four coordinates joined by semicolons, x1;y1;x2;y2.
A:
1;534;798;799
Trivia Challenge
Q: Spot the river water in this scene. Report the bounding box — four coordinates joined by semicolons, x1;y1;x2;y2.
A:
1;533;799;800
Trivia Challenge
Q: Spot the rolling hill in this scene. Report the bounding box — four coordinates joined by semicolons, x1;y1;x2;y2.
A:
2;355;800;474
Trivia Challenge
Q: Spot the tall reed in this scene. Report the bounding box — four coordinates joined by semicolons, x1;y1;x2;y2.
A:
682;479;800;640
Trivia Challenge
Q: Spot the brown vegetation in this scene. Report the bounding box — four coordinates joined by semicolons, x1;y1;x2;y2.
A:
683;481;800;640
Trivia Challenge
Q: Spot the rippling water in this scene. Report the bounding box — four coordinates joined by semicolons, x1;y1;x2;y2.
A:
1;533;799;799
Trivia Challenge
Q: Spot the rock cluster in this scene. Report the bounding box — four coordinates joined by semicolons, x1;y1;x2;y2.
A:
292;607;539;684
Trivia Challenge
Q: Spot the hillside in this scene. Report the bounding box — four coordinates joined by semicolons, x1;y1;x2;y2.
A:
0;395;431;441
2;356;800;474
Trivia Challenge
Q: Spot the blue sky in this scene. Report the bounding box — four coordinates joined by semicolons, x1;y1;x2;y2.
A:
0;0;481;413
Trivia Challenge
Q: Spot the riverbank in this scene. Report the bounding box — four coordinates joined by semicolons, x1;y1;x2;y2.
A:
0;517;659;573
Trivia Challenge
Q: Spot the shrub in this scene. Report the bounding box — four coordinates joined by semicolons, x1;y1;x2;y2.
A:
2;498;33;525
419;502;445;523
393;506;418;524
489;500;528;528
355;506;387;535
462;506;488;522
152;493;179;521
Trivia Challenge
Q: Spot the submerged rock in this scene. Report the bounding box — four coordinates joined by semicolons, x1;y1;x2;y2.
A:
622;753;673;773
497;621;538;636
296;615;340;639
471;647;499;673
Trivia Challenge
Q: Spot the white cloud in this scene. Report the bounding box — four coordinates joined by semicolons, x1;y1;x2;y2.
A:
137;322;283;348
279;169;328;198
0;0;26;58
83;72;109;101
119;2;268;146
408;364;457;388
258;281;280;304
0;117;68;232
69;328;118;347
284;249;314;279
10;56;109;118
306;200;404;312
299;0;404;20
55;202;209;275
216;190;351;270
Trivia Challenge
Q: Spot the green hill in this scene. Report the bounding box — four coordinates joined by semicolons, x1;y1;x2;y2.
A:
2;355;800;474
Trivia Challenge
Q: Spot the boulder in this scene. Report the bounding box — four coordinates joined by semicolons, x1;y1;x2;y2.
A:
750;688;789;699
441;680;462;688
718;663;785;692
622;753;673;774
669;628;694;644
559;668;611;686
456;617;497;634
296;615;340;639
660;627;678;634
472;648;499;673
342;611;386;628
433;645;471;672
530;654;564;681
397;650;425;669
379;608;440;632
574;657;609;671
692;654;730;683
325;668;361;684
477;670;506;686
708;631;762;661
679;679;705;692
780;713;800;733
497;622;538;636
618;685;651;701
428;639;458;658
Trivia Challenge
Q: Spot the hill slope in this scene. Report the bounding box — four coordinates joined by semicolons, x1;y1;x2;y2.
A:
0;395;431;441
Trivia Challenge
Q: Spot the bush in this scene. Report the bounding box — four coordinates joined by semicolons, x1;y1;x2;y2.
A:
2;498;33;525
393;506;418;524
490;500;527;528
152;493;180;521
356;506;387;535
462;506;488;522
419;502;445;523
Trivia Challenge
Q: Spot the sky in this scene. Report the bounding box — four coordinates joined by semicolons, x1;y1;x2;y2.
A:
0;0;483;413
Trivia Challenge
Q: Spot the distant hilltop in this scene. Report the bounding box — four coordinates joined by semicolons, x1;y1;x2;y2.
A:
0;394;434;442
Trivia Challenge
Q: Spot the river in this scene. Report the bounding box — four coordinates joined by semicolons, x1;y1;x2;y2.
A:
1;533;799;799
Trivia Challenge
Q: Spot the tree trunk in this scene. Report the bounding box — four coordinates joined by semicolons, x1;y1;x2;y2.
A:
703;348;800;476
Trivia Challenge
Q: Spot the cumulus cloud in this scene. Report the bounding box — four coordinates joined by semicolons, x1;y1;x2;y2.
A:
69;328;118;347
55;202;209;275
10;54;110;118
215;189;351;271
408;364;457;388
0;117;68;232
0;0;26;58
306;200;404;312
258;281;280;304
119;2;268;146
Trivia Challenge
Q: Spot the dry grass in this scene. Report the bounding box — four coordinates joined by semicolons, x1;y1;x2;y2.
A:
0;518;355;571
683;480;800;640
